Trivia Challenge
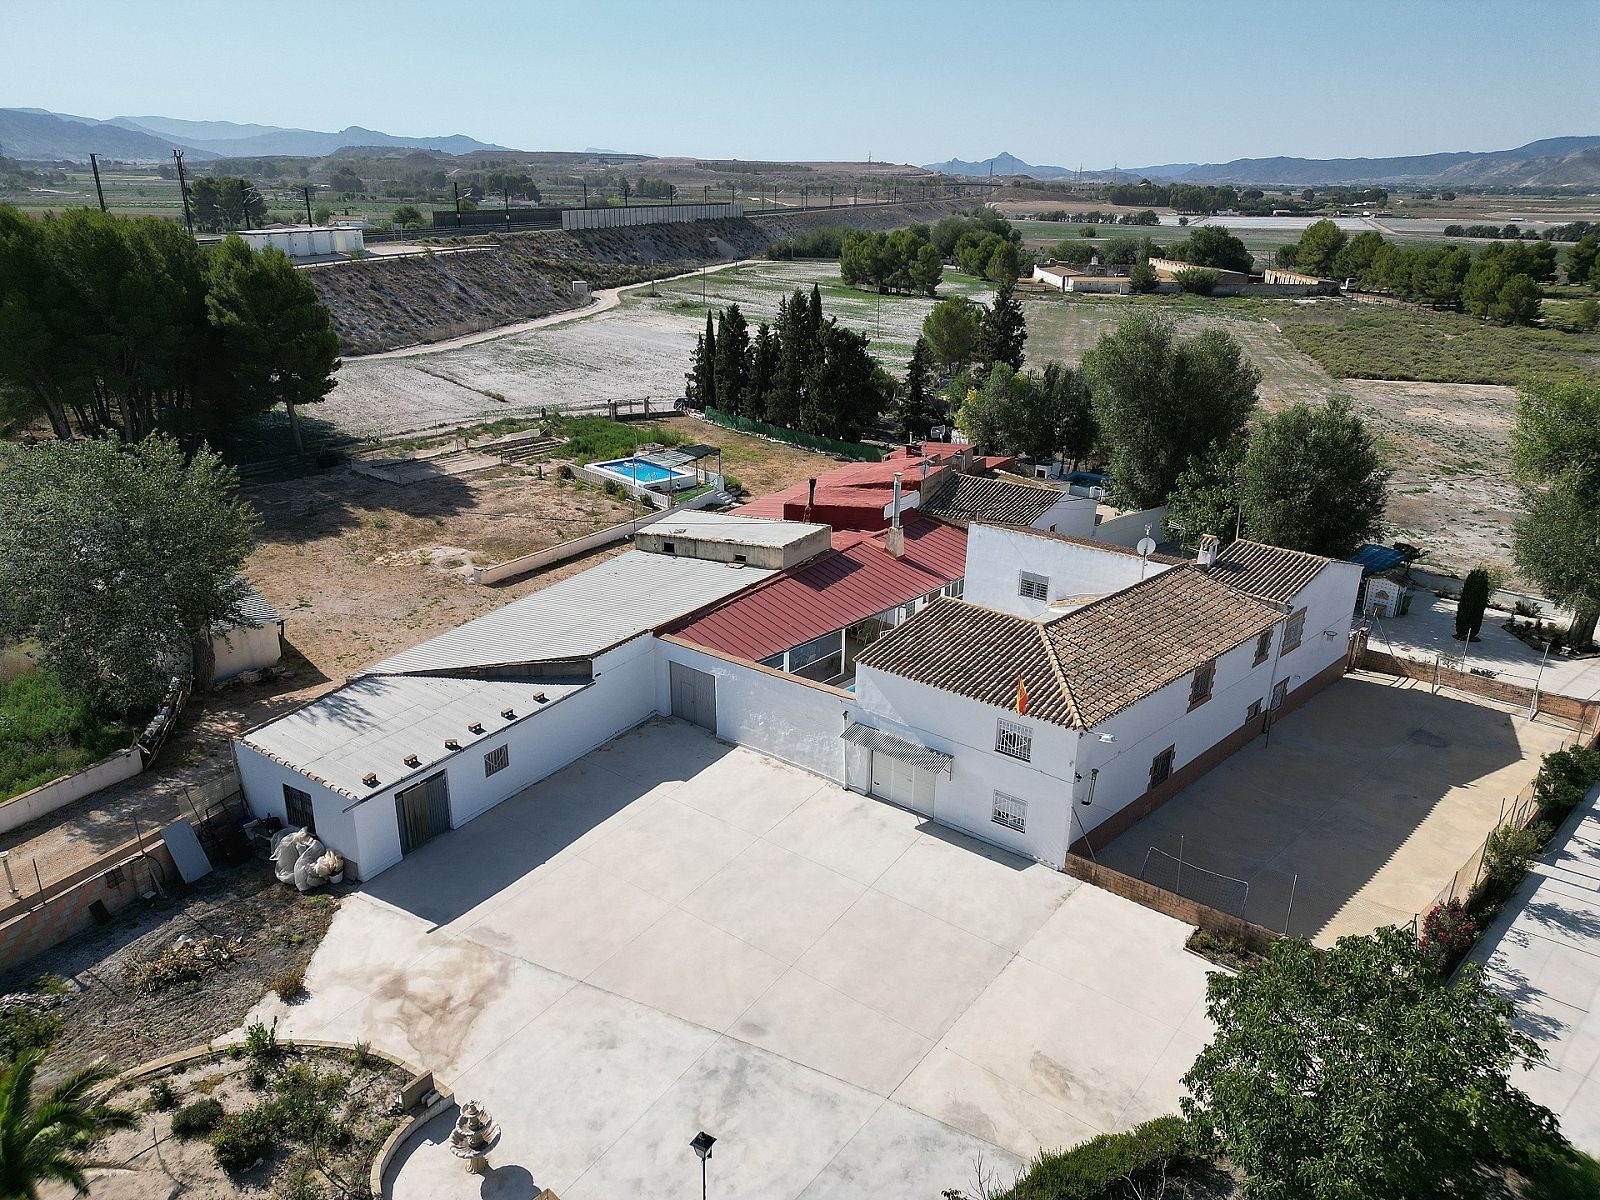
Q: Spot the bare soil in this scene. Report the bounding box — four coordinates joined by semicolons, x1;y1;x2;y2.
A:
56;1044;403;1200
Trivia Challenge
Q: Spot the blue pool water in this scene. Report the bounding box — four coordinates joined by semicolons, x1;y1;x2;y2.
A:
596;458;683;485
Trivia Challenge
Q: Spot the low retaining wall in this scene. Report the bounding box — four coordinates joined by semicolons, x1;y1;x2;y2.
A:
1359;646;1600;728
1064;854;1280;955
0;837;177;972
0;747;143;836
469;494;722;586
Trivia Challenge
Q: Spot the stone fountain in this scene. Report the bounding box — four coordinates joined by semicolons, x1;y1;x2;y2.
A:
448;1100;500;1174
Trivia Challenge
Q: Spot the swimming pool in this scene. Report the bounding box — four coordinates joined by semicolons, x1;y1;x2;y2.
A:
591;457;695;490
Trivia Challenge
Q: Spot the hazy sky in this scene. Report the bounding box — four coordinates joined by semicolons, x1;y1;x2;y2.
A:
8;0;1596;166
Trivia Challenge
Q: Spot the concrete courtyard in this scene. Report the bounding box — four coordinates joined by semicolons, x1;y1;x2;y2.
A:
1470;783;1600;1156
1098;672;1570;944
250;718;1214;1200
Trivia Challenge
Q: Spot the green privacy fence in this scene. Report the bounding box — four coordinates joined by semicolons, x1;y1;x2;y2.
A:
701;407;882;461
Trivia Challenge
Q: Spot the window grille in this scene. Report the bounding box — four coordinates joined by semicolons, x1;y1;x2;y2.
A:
995;718;1033;762
284;785;315;832
484;745;510;777
1018;571;1049;601
1283;609;1307;653
992;790;1027;832
1149;746;1175;789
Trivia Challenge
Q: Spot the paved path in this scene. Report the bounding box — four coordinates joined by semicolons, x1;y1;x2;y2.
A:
250;720;1214;1200
350;258;762;362
1469;783;1600;1155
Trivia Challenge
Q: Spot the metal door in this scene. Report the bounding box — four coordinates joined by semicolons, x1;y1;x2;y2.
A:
669;662;717;732
870;753;935;818
396;772;451;854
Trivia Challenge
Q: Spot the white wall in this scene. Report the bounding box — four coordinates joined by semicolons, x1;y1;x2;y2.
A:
1272;560;1363;695
655;639;853;781
1035;494;1098;538
234;741;395;879
212;623;282;683
0;747;142;836
963;524;1173;619
1093;505;1172;548
852;664;1080;865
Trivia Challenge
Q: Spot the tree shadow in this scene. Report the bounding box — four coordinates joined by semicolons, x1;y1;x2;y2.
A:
243;461;484;542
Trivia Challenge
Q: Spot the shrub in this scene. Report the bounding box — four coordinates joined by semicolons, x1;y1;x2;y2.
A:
999;1115;1191;1199
1419;897;1479;972
1174;267;1220;296
270;1064;344;1143
0;669;132;800
146;1078;178;1112
349;1041;372;1071
721;475;743;495
1478;821;1552;908
171;1097;224;1137
0;1004;63;1060
266;965;306;1001
1534;746;1600;821
212;1104;277;1172
244;1020;281;1068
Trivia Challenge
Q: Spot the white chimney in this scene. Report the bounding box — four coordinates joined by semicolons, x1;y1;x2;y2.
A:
1197;534;1221;569
886;472;906;558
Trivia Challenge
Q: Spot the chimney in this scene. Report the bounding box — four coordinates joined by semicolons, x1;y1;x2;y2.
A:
1197;534;1220;569
806;477;816;522
886;472;906;558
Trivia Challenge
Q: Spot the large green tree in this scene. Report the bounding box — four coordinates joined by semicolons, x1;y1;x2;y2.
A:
976;279;1027;372
1040;360;1097;470
800;321;884;442
685;311;716;409
1176;225;1253;274
1165;437;1246;547
0;437;259;707
0;1051;137;1200
921;297;981;374
1239;396;1389;558
204;236;340;452
713;303;750;416
894;336;942;439
1292;218;1348;277
955;363;1028;453
190;176;266;233
1511;379;1600;645
1084;313;1260;509
1183;927;1559;1200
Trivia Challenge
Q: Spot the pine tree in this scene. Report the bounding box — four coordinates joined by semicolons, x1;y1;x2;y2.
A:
714;303;750;416
895;336;942;439
977;279;1027;371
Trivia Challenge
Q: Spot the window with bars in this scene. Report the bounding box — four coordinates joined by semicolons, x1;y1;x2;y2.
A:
995;718;1033;762
1253;628;1273;666
1282;608;1307;653
1018;571;1049;601
944;579;965;599
1188;659;1216;708
484;745;510;777
284;784;315;832
1247;698;1263;721
992;790;1027;832
1149;746;1175;790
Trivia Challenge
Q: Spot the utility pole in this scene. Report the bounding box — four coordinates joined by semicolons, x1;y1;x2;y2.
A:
173;149;194;237
89;153;107;212
581;179;588;208
302;186;313;225
239;178;252;230
504;183;511;227
453;181;462;227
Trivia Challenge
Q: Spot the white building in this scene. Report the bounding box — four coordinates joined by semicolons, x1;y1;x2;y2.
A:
211;583;284;683
237;224;364;261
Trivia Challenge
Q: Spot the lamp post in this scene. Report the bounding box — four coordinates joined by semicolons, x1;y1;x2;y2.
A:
690;1131;716;1200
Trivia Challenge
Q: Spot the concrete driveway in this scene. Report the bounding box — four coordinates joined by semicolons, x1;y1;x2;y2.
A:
1097;673;1568;944
252;718;1213;1200
1469;784;1600;1156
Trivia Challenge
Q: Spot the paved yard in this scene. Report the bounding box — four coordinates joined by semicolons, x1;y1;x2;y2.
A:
1470;784;1600;1156
1098;672;1570;945
1373;595;1600;702
250;719;1214;1200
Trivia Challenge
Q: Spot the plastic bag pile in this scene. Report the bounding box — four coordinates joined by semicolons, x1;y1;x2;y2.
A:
270;828;345;891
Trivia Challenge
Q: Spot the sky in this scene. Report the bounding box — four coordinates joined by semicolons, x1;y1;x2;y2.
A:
8;0;1598;167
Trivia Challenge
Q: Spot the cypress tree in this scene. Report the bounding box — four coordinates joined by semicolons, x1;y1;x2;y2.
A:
687;312;717;410
1456;568;1491;642
977;278;1027;372
714;304;750;416
770;290;806;427
748;322;777;418
895;336;941;439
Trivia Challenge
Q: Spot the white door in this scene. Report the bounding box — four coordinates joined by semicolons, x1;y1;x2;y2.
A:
870;753;935;818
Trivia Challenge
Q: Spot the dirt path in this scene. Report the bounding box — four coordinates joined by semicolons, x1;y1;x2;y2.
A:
349;257;763;362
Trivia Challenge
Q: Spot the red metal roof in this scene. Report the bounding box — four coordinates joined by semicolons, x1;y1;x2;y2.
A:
662;517;968;663
734;458;952;531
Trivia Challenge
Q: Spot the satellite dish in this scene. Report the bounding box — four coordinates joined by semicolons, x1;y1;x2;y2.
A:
1137;536;1157;557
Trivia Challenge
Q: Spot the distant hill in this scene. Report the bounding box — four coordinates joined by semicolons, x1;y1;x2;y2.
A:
926;137;1600;188
0;107;216;162
2;108;512;162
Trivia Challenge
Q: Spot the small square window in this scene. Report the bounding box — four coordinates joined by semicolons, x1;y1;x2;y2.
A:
284;785;315;833
1018;571;1049;602
1282;608;1307;654
1189;660;1215;708
1247;698;1263;720
995;718;1032;762
1149;746;1175;789
484;745;510;777
1253;629;1273;666
992;790;1027;833
103;865;125;888
662;541;676;555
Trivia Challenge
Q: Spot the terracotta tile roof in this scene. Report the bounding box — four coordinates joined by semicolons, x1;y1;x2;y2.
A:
1213;539;1332;605
1046;566;1282;726
920;474;1064;528
855;597;1080;726
661;518;967;663
857;566;1281;729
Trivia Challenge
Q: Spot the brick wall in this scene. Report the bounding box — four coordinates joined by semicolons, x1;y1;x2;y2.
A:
1063;855;1279;954
1358;646;1600;730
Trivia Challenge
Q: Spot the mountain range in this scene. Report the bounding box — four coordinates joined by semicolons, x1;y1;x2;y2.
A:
0;107;511;162
924;137;1600;189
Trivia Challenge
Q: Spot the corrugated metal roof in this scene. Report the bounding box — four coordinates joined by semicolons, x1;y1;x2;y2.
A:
214;579;282;633
1213;539;1331;604
242;675;589;799
841;724;954;774
663;518;967;662
362;550;773;676
1352;544;1406;577
647;511;830;549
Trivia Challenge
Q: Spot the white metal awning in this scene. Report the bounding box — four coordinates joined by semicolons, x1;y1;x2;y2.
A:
841;724;953;775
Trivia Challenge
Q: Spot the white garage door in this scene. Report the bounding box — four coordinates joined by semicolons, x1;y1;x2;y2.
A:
870;752;936;818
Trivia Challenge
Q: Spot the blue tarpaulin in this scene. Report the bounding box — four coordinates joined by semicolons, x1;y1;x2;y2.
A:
1352;544;1406;576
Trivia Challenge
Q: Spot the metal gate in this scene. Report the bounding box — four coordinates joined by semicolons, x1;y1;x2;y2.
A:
396;772;451;855
869;753;936;818
669;662;717;732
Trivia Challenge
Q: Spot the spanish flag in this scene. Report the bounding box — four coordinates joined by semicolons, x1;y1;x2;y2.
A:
1015;675;1030;716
